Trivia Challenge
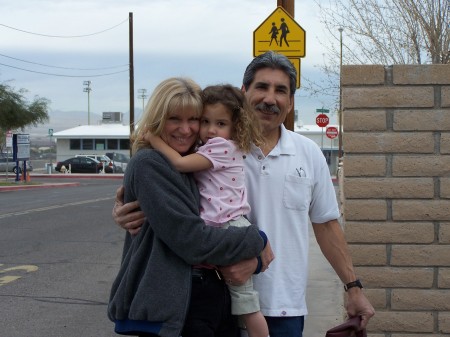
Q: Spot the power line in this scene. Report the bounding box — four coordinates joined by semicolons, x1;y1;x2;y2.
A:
0;62;128;78
0;52;128;71
0;18;129;38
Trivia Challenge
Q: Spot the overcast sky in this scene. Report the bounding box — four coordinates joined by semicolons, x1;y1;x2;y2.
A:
1;0;338;126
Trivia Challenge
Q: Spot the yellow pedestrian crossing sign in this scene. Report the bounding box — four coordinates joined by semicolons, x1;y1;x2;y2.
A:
253;7;306;58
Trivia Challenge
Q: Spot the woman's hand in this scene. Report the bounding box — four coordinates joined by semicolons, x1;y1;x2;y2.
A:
112;186;145;235
260;239;275;272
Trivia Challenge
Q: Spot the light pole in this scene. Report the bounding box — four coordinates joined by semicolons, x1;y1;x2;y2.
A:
137;88;148;112
83;81;92;125
338;27;343;158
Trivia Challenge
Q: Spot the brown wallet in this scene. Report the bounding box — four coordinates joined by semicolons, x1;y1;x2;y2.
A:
325;316;367;337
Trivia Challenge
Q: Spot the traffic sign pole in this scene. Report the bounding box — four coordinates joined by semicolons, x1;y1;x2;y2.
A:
278;0;295;132
321;127;324;150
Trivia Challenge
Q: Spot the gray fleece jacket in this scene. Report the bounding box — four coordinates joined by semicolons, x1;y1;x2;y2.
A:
108;149;264;337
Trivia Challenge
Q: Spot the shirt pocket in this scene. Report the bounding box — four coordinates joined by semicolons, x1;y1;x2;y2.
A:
283;174;312;211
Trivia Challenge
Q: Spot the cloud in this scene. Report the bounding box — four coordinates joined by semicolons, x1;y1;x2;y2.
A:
1;0;336;126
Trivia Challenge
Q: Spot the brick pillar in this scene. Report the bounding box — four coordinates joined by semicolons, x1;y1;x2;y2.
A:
341;64;450;336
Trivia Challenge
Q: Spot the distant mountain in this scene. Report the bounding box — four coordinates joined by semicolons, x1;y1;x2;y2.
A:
23;109;101;145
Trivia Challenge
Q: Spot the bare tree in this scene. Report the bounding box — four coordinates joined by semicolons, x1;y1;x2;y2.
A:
303;0;449;104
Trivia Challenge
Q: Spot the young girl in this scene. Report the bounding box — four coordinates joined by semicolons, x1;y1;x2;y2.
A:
147;84;269;337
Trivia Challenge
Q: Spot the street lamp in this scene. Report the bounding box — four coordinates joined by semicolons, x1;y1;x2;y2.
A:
338;27;343;158
137;88;148;112
83;81;92;125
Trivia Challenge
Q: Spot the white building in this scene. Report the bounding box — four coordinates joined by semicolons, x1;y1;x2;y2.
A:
53;112;131;162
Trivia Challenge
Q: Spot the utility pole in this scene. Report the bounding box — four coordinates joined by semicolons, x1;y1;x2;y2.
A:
277;0;295;131
137;89;148;112
129;12;135;158
338;27;343;158
83;80;92;125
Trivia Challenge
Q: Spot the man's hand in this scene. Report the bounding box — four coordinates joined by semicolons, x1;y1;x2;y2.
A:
219;258;256;286
112;186;145;235
346;288;375;330
219;240;274;285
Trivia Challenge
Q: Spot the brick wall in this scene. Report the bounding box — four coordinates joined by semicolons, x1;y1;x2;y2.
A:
341;64;450;336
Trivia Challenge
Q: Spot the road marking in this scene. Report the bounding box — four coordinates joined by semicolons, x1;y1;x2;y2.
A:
0;264;39;286
0;276;21;286
0;197;113;219
0;265;39;273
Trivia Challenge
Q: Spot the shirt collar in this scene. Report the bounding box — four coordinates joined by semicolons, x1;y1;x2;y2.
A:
251;125;296;157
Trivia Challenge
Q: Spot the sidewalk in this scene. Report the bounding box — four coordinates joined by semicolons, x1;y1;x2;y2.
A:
304;225;345;336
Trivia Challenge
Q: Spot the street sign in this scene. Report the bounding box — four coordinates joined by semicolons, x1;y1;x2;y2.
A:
13;133;30;161
316;108;330;113
316;114;329;128
253;6;306;58
326;126;339;139
48;128;53;137
6;130;13;148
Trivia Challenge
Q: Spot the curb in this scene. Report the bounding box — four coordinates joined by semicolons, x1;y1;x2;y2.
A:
30;173;124;180
0;182;81;192
0;173;124;191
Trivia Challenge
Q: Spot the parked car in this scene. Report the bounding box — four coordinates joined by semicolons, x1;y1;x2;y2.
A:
55;157;113;174
75;154;114;171
105;152;129;173
0;156;33;174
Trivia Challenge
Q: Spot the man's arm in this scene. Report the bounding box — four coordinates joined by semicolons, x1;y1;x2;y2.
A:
112;186;145;235
312;219;375;329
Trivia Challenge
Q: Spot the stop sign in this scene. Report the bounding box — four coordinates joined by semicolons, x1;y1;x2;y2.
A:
316;113;329;127
326;126;339;139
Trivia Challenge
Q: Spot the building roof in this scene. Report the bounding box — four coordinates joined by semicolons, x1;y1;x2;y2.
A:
53;124;130;139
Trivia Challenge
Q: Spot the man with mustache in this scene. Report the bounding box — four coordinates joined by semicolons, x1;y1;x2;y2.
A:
112;51;374;337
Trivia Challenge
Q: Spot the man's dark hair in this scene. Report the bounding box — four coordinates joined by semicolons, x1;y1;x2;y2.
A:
242;51;297;95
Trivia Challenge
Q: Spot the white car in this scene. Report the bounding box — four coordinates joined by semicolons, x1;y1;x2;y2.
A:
105;152;129;173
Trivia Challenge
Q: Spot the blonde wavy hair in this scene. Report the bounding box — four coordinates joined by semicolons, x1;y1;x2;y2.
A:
131;77;203;155
201;84;264;153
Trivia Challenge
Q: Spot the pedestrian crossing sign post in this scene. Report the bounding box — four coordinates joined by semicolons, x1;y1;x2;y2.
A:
289;58;301;89
253;6;306;88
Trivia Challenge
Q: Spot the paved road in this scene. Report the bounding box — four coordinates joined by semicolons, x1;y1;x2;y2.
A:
0;177;124;337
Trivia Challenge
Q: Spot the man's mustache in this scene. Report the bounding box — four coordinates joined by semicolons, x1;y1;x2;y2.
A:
254;102;281;115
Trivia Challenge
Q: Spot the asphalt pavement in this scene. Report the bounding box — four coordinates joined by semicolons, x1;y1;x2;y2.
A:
0;170;345;336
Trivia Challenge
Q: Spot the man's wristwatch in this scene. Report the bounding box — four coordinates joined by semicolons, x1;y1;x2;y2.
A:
344;279;363;291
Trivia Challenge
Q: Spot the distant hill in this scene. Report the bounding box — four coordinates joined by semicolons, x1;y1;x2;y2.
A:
23;109;102;145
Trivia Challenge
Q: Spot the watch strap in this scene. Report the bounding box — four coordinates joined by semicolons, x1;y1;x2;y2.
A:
344;279;363;291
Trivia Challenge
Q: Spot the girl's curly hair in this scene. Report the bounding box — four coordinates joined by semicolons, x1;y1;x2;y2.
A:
201;84;264;153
